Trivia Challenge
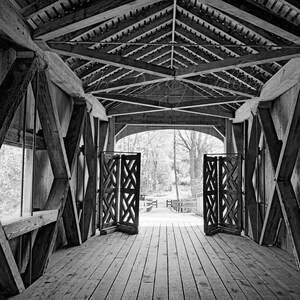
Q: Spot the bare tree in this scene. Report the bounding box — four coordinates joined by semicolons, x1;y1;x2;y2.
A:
177;131;213;200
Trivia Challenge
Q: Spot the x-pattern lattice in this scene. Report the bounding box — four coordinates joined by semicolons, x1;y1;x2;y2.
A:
204;154;242;236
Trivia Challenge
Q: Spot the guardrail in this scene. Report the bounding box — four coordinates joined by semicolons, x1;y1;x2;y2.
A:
166;199;197;213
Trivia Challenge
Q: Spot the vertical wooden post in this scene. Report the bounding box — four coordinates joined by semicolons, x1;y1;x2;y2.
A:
232;123;244;154
106;117;116;152
244;116;262;242
225;119;234;154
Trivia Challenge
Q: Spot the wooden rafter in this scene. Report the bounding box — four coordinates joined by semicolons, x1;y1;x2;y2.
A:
181;78;257;98
201;0;300;45
21;0;65;19
48;43;174;78
33;0;165;40
176;47;300;78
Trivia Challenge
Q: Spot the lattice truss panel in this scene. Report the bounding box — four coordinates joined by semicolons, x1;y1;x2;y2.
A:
120;155;140;225
219;155;241;229
100;153;119;228
203;156;218;233
203;154;242;235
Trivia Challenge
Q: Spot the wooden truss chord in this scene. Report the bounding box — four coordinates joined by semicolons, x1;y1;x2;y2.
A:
259;86;300;270
245;116;262;242
0;54;39;148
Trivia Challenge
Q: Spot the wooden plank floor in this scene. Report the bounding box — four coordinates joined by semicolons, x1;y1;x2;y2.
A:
11;208;300;300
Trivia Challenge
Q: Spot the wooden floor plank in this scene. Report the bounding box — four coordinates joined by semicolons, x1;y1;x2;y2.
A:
137;225;160;300
186;225;232;300
45;232;126;300
208;234;263;300
213;234;274;300
173;224;200;300
89;234;139;300
121;226;154;300
153;225;168;300
105;226;148;300
180;224;216;300
167;224;185;300
220;233;296;300
10;209;300;300
196;226;247;300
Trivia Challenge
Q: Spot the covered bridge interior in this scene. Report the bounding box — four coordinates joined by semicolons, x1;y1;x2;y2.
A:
1;0;300;298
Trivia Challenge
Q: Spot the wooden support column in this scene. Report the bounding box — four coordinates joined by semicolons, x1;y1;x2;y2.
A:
259;87;300;270
245;116;262;242
0;54;38;148
232;123;244;154
106;117;116;152
99;121;109;152
0;222;25;296
25;69;81;284
63;104;86;246
225;119;234;154
81;114;98;242
258;106;282;246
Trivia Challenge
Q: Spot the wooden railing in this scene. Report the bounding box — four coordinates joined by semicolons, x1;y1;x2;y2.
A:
166;200;197;213
140;196;158;212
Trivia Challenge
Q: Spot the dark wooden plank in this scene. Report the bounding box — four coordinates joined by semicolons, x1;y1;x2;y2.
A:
4;127;46;150
0;56;38;148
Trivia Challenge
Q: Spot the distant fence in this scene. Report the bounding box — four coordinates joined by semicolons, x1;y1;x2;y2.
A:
140;195;158;212
166;199;197;213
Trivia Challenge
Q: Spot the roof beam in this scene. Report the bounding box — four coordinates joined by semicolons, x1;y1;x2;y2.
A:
200;0;300;45
107;101;233;118
21;0;65;19
176;47;300;78
48;43;174;78
181;77;258;98
115;111;225;126
108;104;167;116
95;93;172;109
86;75;170;94
33;0;164;40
